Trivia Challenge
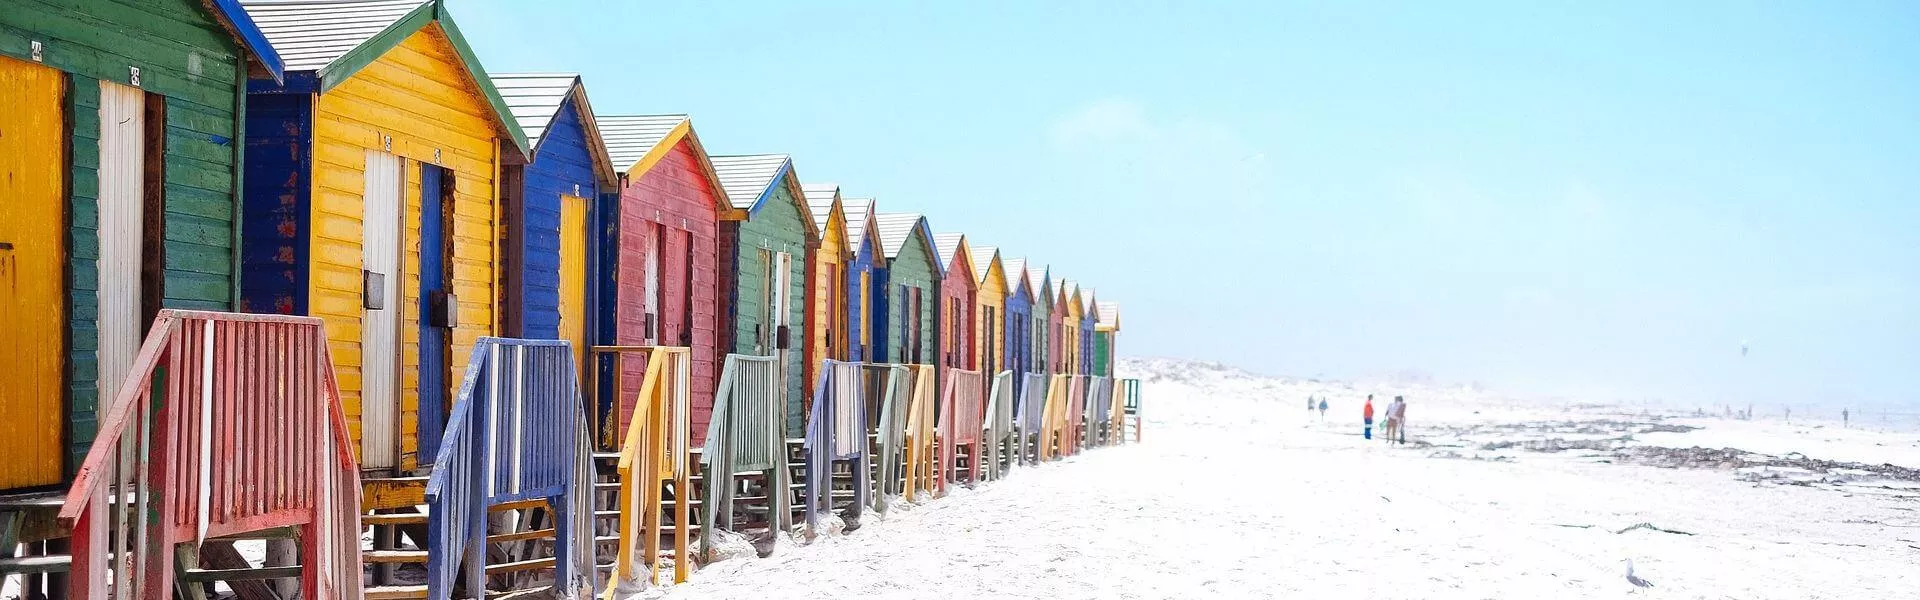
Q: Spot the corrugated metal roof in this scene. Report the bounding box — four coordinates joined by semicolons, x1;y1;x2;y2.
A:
843;198;875;251
969;245;999;284
241;0;425;72
1096;301;1121;327
596;115;687;171
874;212;926;260
708;154;790;211
489;73;577;146
1002;258;1028;292
931;233;965;272
801;183;840;233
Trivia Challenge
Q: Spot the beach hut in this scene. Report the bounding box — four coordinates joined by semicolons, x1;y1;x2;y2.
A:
1095;301;1121;377
595;114;732;445
873;212;940;365
1064;282;1087;374
931;233;977;372
1029;266;1054;374
1002;258;1034;388
802;184;851;418
0;0;283;499
236;0;529;476
842;198;885;362
970;246;1008;376
491;73;618;379
712;154;817;437
1079;288;1099;375
1051;278;1072;374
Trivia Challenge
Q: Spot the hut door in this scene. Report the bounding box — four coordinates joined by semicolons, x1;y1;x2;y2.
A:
360;151;403;470
558;195;589;378
96;82;151;425
416;165;455;461
0;56;67;489
643;222;660;344
773;251;792;363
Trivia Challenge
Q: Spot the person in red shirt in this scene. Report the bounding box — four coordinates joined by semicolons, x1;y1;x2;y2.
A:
1363;394;1375;440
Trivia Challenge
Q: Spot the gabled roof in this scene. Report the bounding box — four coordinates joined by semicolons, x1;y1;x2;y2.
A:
709;154;817;240
931;233;974;287
1096;301;1121;331
1060;280;1081;312
843;197;878;258
242;0;528;153
1028;264;1050;297
490;72;617;186
875;212;943;278
204;0;287;81
1081;288;1099;320
597;114;735;216
969;245;1000;286
802;183;841;235
1003;257;1030;297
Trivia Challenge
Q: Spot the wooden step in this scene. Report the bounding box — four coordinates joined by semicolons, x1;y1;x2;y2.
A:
178;565;303;583
0;555;72;576
487;528;556;544
364;549;429;564
487;588;554;600
0;490;64;511
363;513;428;527
363;477;430;510
484;556;556;576
490;498;550;512
365;585;429;600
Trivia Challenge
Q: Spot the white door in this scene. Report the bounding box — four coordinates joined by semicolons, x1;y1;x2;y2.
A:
96;82;144;402
644;223;660;344
360;151;403;470
774;252;792;427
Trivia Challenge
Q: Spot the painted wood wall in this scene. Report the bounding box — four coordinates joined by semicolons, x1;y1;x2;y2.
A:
881;232;937;366
1080;305;1097;376
938;248;975;371
1031;279;1052;374
975;259;1006;375
721;177;810;436
1004;283;1033;383
845;225;881;363
510;97;599;340
803;203;847;417
1062;290;1083;375
297;26;500;470
613;137;723;444
1094;330;1114;377
2;0;252;482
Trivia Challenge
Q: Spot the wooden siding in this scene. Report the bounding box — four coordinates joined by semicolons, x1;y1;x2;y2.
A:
846;226;881;363
613;138;723;444
721;177;810;436
803;202;847;422
1032;279;1052;374
0;55;68;489
882;230;937;365
2;0;251;476
1062;289;1083;374
303;25;501;470
975;258;1006;375
514;97;599;339
938;246;975;371
1094;330;1114;377
1004;283;1033;381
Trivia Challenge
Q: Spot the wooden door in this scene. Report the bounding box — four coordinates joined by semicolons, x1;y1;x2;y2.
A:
644;222;661;344
96;81;146;417
0;56;67;489
558;195;589;378
773;251;792;411
416;164;453;461
360;150;403;470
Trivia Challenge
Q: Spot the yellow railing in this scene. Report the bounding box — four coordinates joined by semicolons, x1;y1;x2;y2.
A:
593;346;693;596
899;364;939;499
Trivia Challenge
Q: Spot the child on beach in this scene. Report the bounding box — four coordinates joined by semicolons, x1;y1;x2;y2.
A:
1318;398;1329;421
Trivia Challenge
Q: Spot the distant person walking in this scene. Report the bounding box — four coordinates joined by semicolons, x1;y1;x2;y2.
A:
1308;397;1316;415
1389;396;1409;444
1843;408;1850;428
1363;395;1375;440
1318;398;1329;421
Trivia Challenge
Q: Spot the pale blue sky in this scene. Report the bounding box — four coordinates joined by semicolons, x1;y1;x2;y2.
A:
455;1;1917;408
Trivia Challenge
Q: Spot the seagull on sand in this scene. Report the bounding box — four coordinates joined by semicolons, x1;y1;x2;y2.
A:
1624;559;1655;588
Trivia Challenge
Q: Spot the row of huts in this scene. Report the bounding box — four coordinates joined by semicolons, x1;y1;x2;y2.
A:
1;1;1132;599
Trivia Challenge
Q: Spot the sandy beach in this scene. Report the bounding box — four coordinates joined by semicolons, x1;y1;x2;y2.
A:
640;357;1920;599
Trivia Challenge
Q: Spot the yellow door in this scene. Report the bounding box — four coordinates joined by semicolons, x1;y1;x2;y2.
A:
0;55;68;489
558;195;589;378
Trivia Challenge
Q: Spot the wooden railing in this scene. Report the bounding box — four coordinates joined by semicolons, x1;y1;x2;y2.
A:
802;360;870;532
1016;372;1049;465
700;354;791;554
936;368;985;492
866;364;911;514
423;338;594;599
1087;376;1115;447
595;346;692;595
1064;375;1089;455
980;371;1017;480
898;365;938;500
1121;378;1142;443
57;310;363;599
1039;375;1072;462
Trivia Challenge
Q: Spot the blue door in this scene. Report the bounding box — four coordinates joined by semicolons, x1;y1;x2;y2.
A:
418;164;451;461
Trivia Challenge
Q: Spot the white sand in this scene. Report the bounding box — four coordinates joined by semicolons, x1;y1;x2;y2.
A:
636;357;1920;599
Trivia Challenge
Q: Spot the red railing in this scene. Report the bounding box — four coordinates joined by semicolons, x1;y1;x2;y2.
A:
936;368;985;492
57;310;363;599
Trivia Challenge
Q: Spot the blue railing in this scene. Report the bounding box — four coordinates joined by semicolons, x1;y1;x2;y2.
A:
804;360;872;531
1016;372;1050;465
424;338;595;599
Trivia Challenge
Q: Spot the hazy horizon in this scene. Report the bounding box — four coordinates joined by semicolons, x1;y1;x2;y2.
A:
453;1;1918;409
